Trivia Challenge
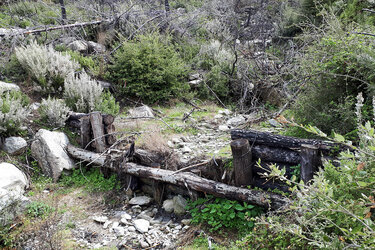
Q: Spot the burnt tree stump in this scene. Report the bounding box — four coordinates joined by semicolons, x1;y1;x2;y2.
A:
230;139;253;187
300;144;321;184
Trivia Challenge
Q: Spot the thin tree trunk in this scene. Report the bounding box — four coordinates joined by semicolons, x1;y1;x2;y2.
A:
59;0;67;24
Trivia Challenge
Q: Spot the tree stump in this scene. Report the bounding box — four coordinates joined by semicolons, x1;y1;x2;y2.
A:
90;112;107;153
300;144;321;184
230;139;253;187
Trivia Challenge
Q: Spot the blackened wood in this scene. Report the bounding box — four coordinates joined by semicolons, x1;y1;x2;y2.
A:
66;119;81;128
231;129;350;154
103;115;115;125
105;124;116;145
300;144;321;184
231;139;253;187
252;145;300;164
252;177;290;193
122;162;289;210
80;116;91;149
90;112;107;153
59;0;67;23
133;149;164;166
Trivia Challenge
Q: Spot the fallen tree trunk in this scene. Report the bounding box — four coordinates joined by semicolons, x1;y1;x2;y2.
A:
122;162;289;210
66;145;289;210
231;129;350;154
0;20;109;37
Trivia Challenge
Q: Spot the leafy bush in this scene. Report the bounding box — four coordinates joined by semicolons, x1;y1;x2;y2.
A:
187;196;262;232
0;90;30;135
65;50;100;76
106;33;190;103
95;91;120;116
63;71;103;113
15;41;79;94
60;167;120;192
39;97;70;127
291;20;375;135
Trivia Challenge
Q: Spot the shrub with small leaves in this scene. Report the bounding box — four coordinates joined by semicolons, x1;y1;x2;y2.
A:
63;71;103;113
15;41;79;94
95;91;120;116
39;97;70;127
0;90;30;135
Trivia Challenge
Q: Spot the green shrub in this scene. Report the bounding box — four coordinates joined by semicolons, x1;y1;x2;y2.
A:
106;33;190;104
65;50;100;76
95;91;120;116
60;167;120;192
291;22;375;135
187;195;262;232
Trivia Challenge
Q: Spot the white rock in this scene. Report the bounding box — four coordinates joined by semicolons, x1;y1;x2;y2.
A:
68;40;88;52
188;79;202;86
172;138;181;144
181;219;191;225
93;216;108;224
134;219;150;233
113;226;125;236
214;114;224;119
218;109;232;116
31;129;75;181
0;163;30;226
137;213;152;221
128;105;154;118
129;196;152;206
218;125;230;131
140;240;149;248
226;115;246;127
121;213;132;220
0;81;20;92
182;146;192;154
30;102;41;111
167;141;174;148
162;199;174;213
103;220;112;229
0;163;29;193
111;221;119;229
189;73;201;80
128;226;136;232
1;137;27;155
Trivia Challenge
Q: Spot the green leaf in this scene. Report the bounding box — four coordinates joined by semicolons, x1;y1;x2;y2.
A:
357;181;368;187
334;133;345;142
234;204;245;211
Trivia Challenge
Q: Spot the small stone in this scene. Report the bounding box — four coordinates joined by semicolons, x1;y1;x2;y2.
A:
268;119;281;127
121;213;132;220
182;146;192;154
162;199;174;213
189;73;200;80
181;219;191;225
167;141;174;148
103;220;111;229
188;79;202;86
218;109;232;115
134;219;150;233
226;115;246;127
218;125;230;131
68;40;88;52
214;114;223;119
120;217;129;225
140;240;149;248
93;216;108;224
137;213;152;221
129;196;152;206
128;226;136;232
172;138;181;144
113;226;125;237
111;221;119;229
175;225;182;230
1;137;27;155
128;105;154;118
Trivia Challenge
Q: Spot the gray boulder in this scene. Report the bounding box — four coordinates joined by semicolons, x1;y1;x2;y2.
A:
128;105;154;118
87;41;106;53
1;136;27;155
162;199;174;213
0;81;20;92
31;129;75;181
129;196;152;206
173;195;187;215
134;219;150;233
0;162;30;226
68;40;88;52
